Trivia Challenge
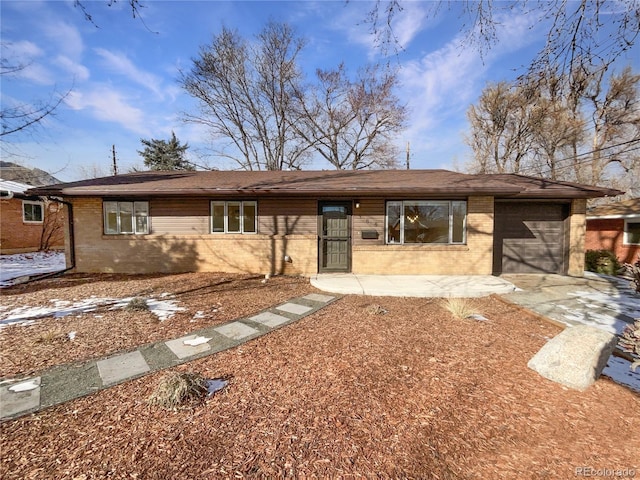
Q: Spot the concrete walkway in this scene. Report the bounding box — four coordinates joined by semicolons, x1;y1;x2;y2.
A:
499;272;639;334
311;274;518;297
0;292;337;422
3;272;637;422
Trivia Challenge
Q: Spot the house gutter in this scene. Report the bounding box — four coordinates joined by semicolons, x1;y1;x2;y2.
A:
55;197;76;271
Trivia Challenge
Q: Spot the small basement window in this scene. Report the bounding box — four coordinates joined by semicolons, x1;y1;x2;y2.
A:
624;220;640;245
103;201;149;234
211;201;257;234
23;200;44;223
386;200;467;245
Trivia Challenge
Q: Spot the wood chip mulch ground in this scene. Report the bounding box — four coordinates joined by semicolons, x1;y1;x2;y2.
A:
1;273;638;479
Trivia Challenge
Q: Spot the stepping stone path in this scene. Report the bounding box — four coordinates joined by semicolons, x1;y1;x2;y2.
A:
0;293;337;421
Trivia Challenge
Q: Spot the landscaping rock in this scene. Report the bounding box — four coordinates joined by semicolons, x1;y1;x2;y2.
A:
528;325;617;391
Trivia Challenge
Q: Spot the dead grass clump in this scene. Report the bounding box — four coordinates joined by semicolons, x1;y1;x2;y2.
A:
366;304;388;315
34;329;64;344
619;319;640;371
126;297;149;312
441;297;477;319
148;372;208;410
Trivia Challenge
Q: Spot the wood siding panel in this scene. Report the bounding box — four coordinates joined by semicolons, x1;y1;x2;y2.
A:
258;197;317;235
352;199;385;246
150;198;209;235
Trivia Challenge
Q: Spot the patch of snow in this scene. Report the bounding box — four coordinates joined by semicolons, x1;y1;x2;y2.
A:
183;336;211;346
0;295;185;329
602;356;640;393
146;298;185;321
67;331;76;341
555;281;640;335
8;379;40;392
0;251;66;287
466;314;489;322
206;378;229;396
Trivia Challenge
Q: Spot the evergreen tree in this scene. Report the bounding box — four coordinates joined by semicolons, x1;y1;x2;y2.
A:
138;132;193;171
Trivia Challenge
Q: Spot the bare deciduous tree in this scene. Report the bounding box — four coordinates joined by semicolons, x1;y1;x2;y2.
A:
293;63;406;170
465;82;539;174
39;199;65;251
365;0;639;86
466;67;640;196
0;54;70;141
182;23;407;171
181;22;309;171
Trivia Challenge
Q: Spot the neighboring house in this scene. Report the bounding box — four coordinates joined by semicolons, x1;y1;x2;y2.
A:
27;170;620;277
585;198;640;264
0;179;65;254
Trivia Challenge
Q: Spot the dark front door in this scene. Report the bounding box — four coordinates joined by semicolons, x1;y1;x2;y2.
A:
319;202;351;272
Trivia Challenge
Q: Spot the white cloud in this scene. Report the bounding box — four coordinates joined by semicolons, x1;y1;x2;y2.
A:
328;1;432;59
94;48;165;99
55;55;90;82
65;87;149;135
41;20;84;60
390;2;430;48
1;40;43;60
397;10;537;155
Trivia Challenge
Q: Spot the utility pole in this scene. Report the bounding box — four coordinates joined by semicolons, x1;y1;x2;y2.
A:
112;145;118;175
406;141;410;170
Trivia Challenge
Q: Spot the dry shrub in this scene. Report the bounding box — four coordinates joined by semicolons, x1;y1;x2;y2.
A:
34;329;63;344
366;304;388;315
126;297;149;312
441;297;477;319
148;372;208;410
619;319;640;371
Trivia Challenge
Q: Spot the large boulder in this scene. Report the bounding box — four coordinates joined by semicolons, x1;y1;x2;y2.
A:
528;325;617;391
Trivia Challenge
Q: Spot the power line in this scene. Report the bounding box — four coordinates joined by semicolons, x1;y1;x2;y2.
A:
516;138;640;176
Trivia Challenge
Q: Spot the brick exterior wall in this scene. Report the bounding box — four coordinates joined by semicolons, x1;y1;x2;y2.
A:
567;199;587;276
586;218;639;264
352;196;495;274
70;197;317;275
0;197;65;254
68;195;589;276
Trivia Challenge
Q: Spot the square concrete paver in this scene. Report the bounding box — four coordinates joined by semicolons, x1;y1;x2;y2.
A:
214;321;258;340
303;293;335;303
250;311;290;328
276;302;313;315
165;335;212;360
97;351;150;386
0;377;41;419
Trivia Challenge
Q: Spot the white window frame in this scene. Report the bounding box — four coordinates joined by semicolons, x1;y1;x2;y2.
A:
385;200;467;245
22;200;44;223
624;219;640;245
103;201;149;235
210;200;257;234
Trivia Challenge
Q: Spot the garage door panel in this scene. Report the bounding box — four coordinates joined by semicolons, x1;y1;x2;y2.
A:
494;203;568;274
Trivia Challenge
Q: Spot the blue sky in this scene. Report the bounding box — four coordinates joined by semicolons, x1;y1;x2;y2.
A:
1;0;638;182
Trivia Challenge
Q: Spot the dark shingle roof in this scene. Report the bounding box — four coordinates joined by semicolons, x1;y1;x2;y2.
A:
587;198;640;218
26;169;622;199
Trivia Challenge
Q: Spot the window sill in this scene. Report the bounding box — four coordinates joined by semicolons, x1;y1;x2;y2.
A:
354;244;469;251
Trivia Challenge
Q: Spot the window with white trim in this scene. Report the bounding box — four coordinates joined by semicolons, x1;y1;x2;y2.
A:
23;200;44;223
211;201;257;234
624;220;640;245
386;200;467;244
103;201;149;234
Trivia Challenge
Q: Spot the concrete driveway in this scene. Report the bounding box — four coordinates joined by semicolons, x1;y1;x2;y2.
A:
310;274;518;298
311;272;639;335
499;272;639;335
